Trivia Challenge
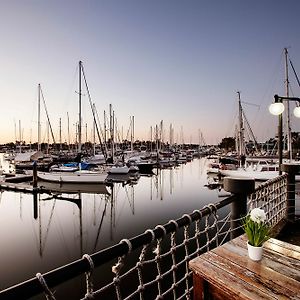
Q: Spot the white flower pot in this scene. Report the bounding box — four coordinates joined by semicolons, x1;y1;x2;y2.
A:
247;242;263;261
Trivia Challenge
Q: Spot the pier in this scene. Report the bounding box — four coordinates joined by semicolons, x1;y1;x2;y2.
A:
0;181;36;194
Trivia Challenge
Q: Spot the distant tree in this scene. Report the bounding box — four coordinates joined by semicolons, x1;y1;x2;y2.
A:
219;137;235;151
5;142;15;149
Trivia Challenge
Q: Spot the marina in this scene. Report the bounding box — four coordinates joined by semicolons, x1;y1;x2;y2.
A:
1;2;300;299
0;153;221;297
0;163;299;299
0;150;300;299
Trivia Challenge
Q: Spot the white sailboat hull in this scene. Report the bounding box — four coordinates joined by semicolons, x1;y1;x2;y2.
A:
37;170;108;183
219;169;278;181
108;166;130;174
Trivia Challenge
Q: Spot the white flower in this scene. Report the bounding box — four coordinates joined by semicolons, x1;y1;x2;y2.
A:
250;208;266;223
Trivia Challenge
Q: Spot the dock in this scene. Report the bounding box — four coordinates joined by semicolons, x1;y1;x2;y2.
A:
4;174;33;183
0;181;36;193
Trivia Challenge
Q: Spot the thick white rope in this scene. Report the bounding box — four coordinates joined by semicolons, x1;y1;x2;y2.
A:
82;254;94;299
36;273;56;300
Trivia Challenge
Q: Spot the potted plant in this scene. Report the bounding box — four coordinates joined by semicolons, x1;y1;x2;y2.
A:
242;208;270;261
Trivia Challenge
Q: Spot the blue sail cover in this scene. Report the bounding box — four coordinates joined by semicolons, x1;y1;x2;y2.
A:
63;162;91;170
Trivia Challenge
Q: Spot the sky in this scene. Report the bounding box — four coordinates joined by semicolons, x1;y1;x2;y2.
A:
1;0;300;145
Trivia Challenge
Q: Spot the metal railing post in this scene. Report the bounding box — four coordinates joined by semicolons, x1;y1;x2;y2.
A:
33;161;38;189
223;177;255;239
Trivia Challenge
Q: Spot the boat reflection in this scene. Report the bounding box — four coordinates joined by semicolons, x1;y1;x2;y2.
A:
37;181;111;194
0;157;226;293
34;190;113;258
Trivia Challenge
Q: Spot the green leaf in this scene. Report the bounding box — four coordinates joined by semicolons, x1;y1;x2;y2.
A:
242;213;270;246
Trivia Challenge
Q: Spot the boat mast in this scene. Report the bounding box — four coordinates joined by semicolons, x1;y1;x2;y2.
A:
59;118;62;151
104;110;107;145
155;124;159;153
131;116;134;152
19;120;22;153
38;84;41;152
85;123;88;144
284;48;292;160
237;91;245;157
40;86;56;146
160;120;163;151
109;104;114;162
150;126;153;153
78;61;82;153
93;104;96;156
170;124;173;147
67;112;70;150
47;122;49;154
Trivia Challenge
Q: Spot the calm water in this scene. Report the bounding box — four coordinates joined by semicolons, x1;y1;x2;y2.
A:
0;154;223;296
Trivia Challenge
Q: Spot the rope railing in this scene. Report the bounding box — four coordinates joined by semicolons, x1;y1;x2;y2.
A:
0;173;292;300
248;174;288;226
0;197;235;300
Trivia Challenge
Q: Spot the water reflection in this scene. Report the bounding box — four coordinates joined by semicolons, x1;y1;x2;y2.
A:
0;157;220;292
38;181;111;195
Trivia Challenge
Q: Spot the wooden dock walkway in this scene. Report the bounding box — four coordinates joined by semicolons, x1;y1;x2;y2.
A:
0;181;36;193
189;234;300;299
4;174;33;183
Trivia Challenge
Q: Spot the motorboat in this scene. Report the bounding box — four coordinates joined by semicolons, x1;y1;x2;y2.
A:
126;156;155;174
108;164;130;174
219;160;280;181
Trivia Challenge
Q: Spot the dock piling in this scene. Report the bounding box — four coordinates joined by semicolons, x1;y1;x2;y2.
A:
223;177;255;239
33;161;37;189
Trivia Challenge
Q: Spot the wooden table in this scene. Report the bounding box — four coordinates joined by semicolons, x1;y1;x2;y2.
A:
189;235;300;300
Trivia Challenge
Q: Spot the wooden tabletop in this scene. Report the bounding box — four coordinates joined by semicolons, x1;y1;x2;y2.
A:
189;235;300;300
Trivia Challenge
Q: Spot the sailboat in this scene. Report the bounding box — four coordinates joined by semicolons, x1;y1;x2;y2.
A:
218;92;281;180
37;61;108;184
219;159;280;181
220;49;300;181
37;169;108;183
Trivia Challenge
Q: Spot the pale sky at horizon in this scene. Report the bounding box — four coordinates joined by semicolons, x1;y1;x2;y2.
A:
1;0;300;145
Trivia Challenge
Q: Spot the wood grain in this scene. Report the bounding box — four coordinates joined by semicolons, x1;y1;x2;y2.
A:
189;235;300;300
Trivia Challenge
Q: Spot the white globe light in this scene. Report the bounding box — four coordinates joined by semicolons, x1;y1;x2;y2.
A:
269;102;284;115
293;106;300;118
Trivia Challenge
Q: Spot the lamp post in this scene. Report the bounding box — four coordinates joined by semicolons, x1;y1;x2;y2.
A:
269;94;300;174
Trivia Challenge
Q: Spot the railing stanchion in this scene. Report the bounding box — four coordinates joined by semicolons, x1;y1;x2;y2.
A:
33;161;38;189
223;177;255;239
281;164;300;221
